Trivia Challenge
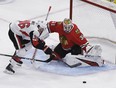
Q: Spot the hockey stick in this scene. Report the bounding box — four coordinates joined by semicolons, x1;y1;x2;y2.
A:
45;6;52;21
30;6;52;63
0;53;49;63
0;53;81;68
31;49;37;64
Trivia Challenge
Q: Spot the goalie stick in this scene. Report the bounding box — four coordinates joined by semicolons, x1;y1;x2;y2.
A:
58;58;82;68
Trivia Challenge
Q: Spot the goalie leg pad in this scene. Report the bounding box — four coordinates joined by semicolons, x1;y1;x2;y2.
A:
63;53;81;66
77;55;104;66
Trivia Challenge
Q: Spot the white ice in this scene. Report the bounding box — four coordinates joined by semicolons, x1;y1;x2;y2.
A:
0;0;116;88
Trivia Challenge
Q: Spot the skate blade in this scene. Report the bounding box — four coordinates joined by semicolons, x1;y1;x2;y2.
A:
3;69;14;75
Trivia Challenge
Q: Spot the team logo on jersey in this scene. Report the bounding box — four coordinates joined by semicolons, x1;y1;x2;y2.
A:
60;36;68;45
75;29;80;34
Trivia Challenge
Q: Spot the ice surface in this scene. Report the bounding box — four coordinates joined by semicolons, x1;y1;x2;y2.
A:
0;0;116;88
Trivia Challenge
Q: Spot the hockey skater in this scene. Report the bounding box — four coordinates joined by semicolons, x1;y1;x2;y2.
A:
47;18;103;66
5;20;53;74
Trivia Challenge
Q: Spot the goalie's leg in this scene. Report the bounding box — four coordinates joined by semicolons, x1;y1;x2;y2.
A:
84;44;104;66
76;56;104;66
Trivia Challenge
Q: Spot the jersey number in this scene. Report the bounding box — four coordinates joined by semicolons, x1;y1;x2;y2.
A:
18;20;30;29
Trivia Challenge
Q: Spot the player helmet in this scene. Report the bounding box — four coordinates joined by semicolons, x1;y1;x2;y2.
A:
35;20;49;39
36;20;47;29
63;18;73;33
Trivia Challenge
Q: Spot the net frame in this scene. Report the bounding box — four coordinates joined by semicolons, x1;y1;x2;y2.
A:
69;0;116;44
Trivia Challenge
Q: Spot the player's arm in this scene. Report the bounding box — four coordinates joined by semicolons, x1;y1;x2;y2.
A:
71;26;90;52
72;27;102;57
29;31;45;49
37;21;50;40
29;31;53;55
47;21;59;33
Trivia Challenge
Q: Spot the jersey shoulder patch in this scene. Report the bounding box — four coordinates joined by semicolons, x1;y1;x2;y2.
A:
75;29;80;34
57;21;62;25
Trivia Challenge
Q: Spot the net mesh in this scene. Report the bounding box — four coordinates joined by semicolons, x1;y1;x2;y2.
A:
71;0;116;44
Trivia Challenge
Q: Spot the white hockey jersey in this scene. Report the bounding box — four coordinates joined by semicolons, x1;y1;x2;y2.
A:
10;20;49;40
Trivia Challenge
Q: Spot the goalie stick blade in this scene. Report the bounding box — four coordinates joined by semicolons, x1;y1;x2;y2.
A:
76;58;99;66
59;59;82;68
70;62;82;68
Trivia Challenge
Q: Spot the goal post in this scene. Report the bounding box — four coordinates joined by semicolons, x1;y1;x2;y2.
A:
69;0;116;44
70;0;73;20
81;0;116;13
69;0;116;19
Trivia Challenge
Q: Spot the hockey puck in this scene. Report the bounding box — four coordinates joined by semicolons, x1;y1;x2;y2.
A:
83;81;86;83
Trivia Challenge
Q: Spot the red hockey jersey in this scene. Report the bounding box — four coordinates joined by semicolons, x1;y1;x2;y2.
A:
48;21;88;50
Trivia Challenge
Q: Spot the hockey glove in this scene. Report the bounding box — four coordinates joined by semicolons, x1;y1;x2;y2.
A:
30;31;45;49
46;53;58;62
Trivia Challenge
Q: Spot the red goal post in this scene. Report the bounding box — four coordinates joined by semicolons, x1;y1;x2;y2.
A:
81;0;116;13
69;0;116;19
69;0;116;20
69;0;116;44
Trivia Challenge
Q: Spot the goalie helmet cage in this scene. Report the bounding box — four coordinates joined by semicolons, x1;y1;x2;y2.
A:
69;0;116;44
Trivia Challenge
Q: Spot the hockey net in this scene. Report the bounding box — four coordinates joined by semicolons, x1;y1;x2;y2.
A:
70;0;116;45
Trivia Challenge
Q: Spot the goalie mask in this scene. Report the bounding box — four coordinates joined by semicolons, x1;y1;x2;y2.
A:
63;18;73;33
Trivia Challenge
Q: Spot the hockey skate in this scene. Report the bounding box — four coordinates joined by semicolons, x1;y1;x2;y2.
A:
4;56;23;74
4;63;15;74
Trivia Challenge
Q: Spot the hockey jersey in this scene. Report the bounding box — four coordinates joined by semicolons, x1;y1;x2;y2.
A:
48;21;88;50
